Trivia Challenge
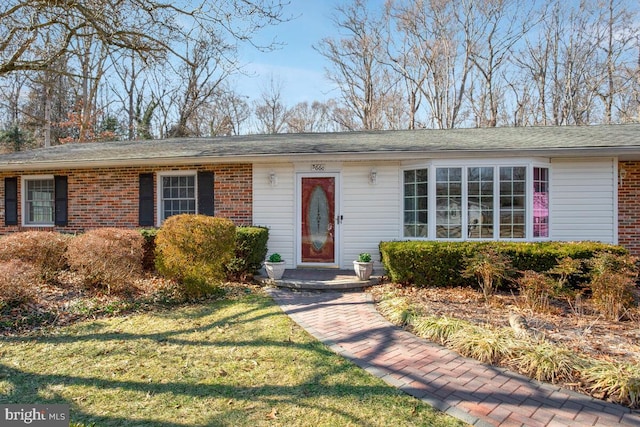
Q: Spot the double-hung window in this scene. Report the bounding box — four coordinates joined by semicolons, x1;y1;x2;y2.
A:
468;167;494;238
159;172;196;222
403;169;428;237
436;168;462;238
23;176;55;226
402;163;549;240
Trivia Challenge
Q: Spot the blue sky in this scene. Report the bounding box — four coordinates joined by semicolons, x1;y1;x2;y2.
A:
235;0;345;105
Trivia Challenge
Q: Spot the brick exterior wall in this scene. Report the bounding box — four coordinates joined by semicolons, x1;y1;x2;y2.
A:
618;161;640;257
0;163;252;233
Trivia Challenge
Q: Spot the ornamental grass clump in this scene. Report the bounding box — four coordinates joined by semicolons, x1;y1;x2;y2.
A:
376;296;419;326
411;316;468;345
511;341;582;383
461;247;513;301
581;360;640;408
448;325;517;365
155;214;236;298
587;252;638;321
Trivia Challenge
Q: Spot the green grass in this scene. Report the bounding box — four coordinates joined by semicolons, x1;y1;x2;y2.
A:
0;294;463;427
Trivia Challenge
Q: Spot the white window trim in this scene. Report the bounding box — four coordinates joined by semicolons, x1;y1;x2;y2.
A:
400;159;551;242
156;170;198;226
21;174;55;227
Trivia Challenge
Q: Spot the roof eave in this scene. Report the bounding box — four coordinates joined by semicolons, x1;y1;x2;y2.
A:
0;146;636;171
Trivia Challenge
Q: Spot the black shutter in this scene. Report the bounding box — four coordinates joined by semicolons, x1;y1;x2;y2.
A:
4;177;17;226
139;173;155;226
197;171;214;216
54;175;68;226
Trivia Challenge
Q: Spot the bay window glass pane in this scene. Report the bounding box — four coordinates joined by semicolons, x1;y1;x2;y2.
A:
499;167;526;238
403;169;428;238
436;167;462;238
533;167;549;237
468;167;494;238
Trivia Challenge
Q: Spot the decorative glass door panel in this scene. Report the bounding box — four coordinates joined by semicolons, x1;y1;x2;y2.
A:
301;177;335;263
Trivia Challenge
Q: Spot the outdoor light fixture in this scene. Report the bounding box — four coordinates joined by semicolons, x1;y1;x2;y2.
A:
369;168;378;185
620;168;627;180
269;172;278;187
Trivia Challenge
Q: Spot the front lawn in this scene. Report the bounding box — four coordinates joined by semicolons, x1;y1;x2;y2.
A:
0;292;463;426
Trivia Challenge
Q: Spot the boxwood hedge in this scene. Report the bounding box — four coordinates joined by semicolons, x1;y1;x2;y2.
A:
379;240;628;288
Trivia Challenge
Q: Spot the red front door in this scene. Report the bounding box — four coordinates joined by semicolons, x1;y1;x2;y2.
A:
301;177;335;263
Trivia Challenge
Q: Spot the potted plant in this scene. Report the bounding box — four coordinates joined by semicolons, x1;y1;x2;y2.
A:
353;252;374;281
264;253;286;280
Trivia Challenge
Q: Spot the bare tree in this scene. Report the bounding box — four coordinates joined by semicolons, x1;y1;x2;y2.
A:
463;0;539;127
595;0;638;124
253;75;290;134
108;49;155;140
315;0;398;130
0;0;288;76
0;71;28;127
190;85;250;136
286;100;337;133
167;34;234;138
385;0;473;129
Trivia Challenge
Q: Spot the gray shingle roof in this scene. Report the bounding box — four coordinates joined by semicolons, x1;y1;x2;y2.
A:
0;124;639;170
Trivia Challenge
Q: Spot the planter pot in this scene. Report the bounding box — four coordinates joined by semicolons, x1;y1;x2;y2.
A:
353;261;374;281
264;261;286;280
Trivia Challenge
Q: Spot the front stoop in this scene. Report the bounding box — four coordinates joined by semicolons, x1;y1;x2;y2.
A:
257;269;380;290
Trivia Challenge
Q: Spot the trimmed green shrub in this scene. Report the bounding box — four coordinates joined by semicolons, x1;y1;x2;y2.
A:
0;231;71;283
66;228;145;293
379;240;628;288
155;214;236;298
226;226;268;281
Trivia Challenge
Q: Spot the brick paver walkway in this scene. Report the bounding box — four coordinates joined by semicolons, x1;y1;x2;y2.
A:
267;288;640;427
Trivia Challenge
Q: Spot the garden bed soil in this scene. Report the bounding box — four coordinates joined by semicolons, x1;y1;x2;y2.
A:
368;283;640;365
0;273;259;335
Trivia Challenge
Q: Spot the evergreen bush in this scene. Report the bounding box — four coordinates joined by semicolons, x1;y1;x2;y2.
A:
379;240;627;289
155;214;236;297
226;226;268;280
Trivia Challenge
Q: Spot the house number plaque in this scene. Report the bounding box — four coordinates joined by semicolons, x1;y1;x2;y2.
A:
311;164;325;171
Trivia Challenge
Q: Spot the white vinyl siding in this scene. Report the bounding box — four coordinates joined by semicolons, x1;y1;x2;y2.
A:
253;164;296;268
341;163;400;267
550;158;616;243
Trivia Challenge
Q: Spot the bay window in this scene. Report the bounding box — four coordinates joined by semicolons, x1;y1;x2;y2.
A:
402;163;550;240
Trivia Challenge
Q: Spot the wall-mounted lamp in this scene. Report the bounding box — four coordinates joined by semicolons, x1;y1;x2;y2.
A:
619;168;627;180
269;172;278;187
369;168;378;185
